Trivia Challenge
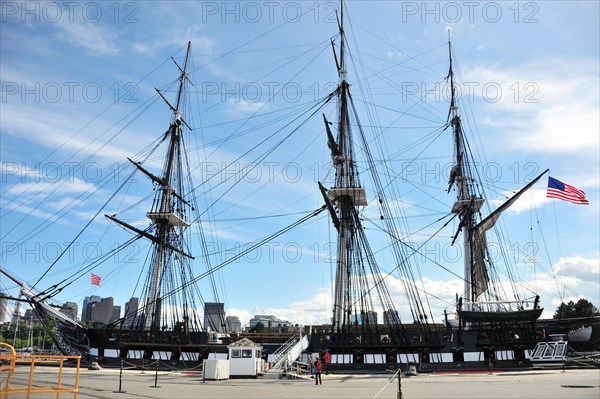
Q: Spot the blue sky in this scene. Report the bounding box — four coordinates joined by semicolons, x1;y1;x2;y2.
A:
1;1;598;328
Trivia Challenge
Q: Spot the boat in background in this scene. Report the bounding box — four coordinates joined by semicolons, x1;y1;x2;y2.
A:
568;326;592;342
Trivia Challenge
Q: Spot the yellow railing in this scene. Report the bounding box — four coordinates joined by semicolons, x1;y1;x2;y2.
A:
0;343;80;398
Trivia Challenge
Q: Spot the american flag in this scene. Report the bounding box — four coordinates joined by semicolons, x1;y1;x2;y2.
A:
547;177;589;205
91;273;102;286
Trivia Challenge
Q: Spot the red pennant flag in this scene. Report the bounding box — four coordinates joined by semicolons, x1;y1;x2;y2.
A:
91;273;101;286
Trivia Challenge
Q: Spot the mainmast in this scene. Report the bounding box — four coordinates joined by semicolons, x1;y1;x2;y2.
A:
326;0;367;333
320;1;410;343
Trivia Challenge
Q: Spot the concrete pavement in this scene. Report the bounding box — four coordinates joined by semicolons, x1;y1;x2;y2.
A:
3;366;599;398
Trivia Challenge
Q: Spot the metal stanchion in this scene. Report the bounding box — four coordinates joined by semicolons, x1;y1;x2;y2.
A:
150;360;161;388
113;358;127;393
396;369;403;399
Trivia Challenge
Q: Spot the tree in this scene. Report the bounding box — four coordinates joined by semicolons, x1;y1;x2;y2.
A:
554;298;600;319
250;321;265;333
0;321;55;351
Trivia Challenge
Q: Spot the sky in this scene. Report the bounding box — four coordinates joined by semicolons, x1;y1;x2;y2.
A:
1;1;599;329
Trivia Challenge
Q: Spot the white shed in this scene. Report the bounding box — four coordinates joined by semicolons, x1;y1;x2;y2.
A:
228;338;264;378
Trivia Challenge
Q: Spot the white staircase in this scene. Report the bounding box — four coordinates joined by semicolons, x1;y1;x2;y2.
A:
265;333;309;378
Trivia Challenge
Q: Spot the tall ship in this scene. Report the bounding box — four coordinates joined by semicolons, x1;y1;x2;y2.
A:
1;1;597;370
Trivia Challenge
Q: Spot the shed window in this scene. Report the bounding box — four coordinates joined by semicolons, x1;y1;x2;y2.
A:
242;350;252;358
231;350;241;358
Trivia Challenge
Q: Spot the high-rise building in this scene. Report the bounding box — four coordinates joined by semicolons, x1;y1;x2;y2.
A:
60;302;78;321
82;295;101;321
0;292;9;323
225;315;242;333
88;297;114;324
352;311;377;325
383;309;400;324
11;301;21;323
364;310;378;325
111;305;121;323
123;297;139;328
23;308;42;323
203;302;225;332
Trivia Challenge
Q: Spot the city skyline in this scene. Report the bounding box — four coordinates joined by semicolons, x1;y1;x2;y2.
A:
1;296;306;332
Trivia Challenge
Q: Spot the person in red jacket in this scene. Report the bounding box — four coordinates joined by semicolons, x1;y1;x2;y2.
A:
314;359;323;385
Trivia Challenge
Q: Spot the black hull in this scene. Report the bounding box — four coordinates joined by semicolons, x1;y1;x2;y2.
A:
78;317;599;371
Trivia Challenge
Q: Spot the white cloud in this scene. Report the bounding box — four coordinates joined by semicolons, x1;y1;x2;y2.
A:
229;275;465;326
132;33;215;57
231;253;600;326
57;21;120;56
226;308;253;327
227;290;332;327
463;60;599;157
488;187;548;214
0;197;61;224
263;289;332;325
46;197;84;210
226;99;270;116
1;99;144;164
7;178;95;195
529;255;600;318
553;256;600;284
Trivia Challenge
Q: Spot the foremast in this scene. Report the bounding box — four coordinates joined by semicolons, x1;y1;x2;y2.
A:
106;42;194;331
145;41;192;330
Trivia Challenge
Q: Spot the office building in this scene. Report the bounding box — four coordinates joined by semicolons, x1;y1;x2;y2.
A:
225;315;242;333
88;297;114;324
60;302;78;321
0;292;9;323
111;305;121;323
123;297;139;328
82;295;101;321
204;302;225;332
248;314;294;333
383;309;400;324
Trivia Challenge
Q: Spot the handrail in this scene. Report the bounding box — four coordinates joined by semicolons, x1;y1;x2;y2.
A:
0;343;81;398
268;334;309;374
269;335;299;369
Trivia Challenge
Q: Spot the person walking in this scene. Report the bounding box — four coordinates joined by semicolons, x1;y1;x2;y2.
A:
314;359;323;385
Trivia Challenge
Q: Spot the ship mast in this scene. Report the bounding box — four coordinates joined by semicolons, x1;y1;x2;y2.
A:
327;0;367;333
447;39;484;309
447;38;549;318
105;42;194;331
144;41;193;330
332;0;348;334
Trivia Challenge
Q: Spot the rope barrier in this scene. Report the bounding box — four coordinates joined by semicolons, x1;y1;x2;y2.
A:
371;368;401;399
